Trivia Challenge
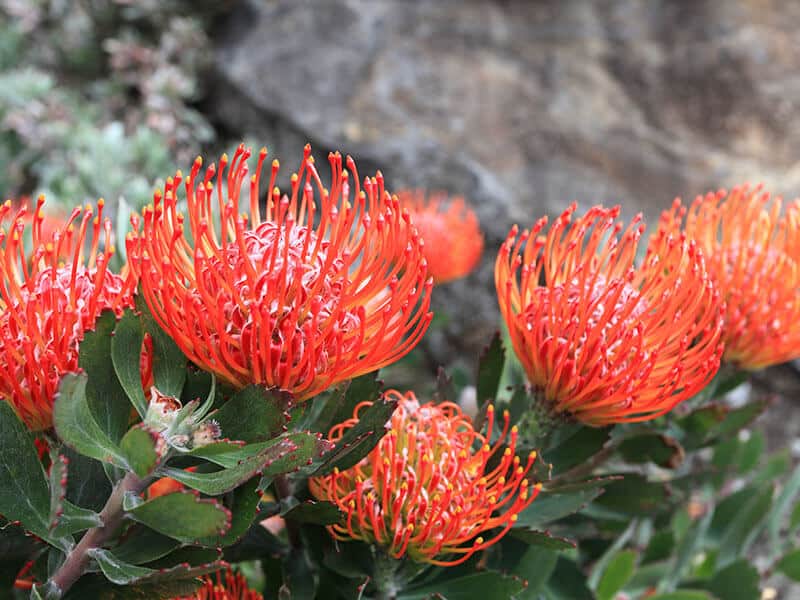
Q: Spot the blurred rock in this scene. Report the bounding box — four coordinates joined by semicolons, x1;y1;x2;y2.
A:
210;0;800;367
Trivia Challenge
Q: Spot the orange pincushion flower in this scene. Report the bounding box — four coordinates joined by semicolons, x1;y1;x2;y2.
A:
173;569;262;600
496;204;724;426
659;185;800;370
397;190;483;283
0;196;134;430
127;144;432;400
309;391;539;566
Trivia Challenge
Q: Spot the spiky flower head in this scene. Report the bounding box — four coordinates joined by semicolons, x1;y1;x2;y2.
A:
309;391;539;566
0;196;134;430
396;190;484;283
496;204;724;426
659;185;800;370
127;144;432;400
173;569;262;600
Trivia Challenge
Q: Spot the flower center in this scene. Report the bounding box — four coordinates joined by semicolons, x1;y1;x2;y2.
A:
197;221;362;382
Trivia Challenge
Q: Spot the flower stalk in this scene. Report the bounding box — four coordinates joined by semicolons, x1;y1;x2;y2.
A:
47;471;150;596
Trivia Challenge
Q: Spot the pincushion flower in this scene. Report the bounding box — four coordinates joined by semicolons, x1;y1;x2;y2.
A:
496;204;724;426
127;144;432;399
0;197;134;430
173;569;262;599
659;185;800;370
397;190;483;283
309;391;539;566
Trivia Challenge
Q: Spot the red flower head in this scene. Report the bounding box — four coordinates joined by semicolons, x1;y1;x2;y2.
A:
396;190;484;283
174;569;262;600
659;185;800;370
496;204;724;426
0;196;135;430
127;144;432;400
309;391;539;566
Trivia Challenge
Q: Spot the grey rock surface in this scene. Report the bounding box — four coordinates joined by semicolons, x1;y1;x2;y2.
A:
209;0;800;368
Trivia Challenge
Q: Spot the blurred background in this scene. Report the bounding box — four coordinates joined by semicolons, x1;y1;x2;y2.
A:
1;0;798;417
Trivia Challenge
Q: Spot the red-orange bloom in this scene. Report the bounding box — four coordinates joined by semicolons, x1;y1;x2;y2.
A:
309;391;539;566
659;185;800;370
397;190;484;283
173;569;262;600
496;204;724;426
127;144;432;399
0;197;134;430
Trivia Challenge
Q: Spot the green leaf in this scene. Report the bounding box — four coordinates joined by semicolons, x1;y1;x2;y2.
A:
737;431;764;474
706;559;760;600
213;384;290;443
124;491;230;543
111;308;148;418
618;434;684;469
136;293;186;397
51;501;103;538
0;401;52;541
61;446;112;513
282;500;343;525
791;502;800;532
120;426;160;478
647;593;713;600
643;531;675;564
79;310;131;444
596;550;637;600
281;546;318;599
541;557;593;600
716;484;773;569
594;474;675;517
515;487;604;528
53;373;128;467
543;426;610;473
510;528;575;550
195;478;260;546
111;528;182;565
400;571;524;600
776;548;800;581
476;333;505;403
511;546;559;599
769;462;800;554
165;432;324;495
90;548;223;586
658;489;713;593
308;394;398;476
63;576;201;599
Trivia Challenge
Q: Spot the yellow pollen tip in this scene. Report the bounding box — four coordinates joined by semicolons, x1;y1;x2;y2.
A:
205;182;213;191
195;156;202;165
406;524;414;532
475;537;484;545
291;173;298;182
510;515;518;522
498;477;506;485
273;186;280;195
483;445;490;452
175;170;182;178
487;405;495;413
97;198;105;207
529;451;537;459
272;159;279;168
333;467;339;474
108;245;116;254
251;175;257;183
521;479;529;487
511;425;519;433
503;448;511;456
503;410;510;419
84;203;92;212
535;483;543;490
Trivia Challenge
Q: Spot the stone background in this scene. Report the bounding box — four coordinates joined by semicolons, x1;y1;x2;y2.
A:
208;0;800;375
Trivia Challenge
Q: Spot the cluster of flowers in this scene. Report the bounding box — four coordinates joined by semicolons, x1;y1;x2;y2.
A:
2;144;799;593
